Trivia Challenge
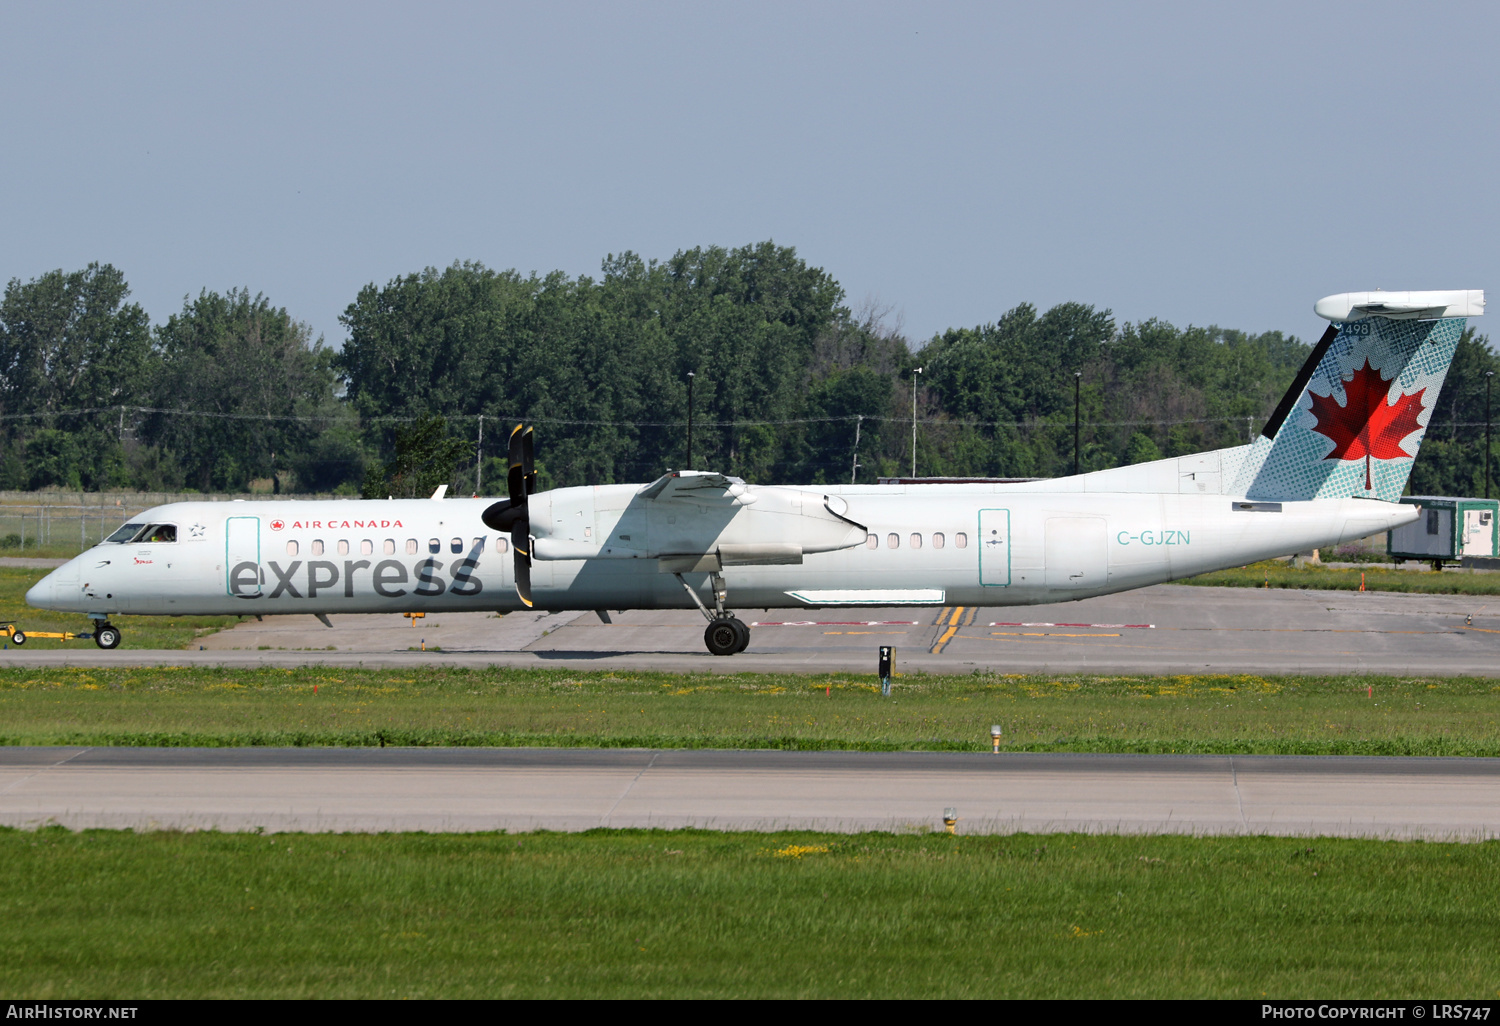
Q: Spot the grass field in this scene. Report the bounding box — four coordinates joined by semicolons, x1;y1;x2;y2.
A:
1177;560;1500;594
1;568;242;650
4;666;1499;756
1;827;1496;998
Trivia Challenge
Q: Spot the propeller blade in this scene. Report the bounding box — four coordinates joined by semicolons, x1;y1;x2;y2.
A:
500;424;533;607
523;427;536;496
513;528;533;607
507;424;527;506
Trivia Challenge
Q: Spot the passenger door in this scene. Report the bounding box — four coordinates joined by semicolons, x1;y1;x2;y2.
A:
978;508;1010;586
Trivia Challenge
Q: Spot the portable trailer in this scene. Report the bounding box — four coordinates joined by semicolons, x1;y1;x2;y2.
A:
1387;496;1499;564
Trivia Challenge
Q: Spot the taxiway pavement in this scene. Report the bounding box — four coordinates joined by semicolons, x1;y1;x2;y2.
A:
7;583;1498;675
2;747;1495;839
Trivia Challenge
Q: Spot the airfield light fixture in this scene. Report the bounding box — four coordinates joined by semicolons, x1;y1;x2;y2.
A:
990;725;1002;753
943;808;958;835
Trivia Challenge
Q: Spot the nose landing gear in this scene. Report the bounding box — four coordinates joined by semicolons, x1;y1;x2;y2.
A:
674;571;751;655
93;623;122;649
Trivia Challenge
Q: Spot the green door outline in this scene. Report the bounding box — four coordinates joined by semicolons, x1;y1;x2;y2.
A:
978;508;1010;586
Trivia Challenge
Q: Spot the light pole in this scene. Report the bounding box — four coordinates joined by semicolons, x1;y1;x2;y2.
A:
1073;371;1082;476
686;371;695;470
911;367;923;478
851;414;863;484
1487;371;1494;499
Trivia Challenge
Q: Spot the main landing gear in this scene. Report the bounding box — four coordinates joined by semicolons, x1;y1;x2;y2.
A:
674;571;751;656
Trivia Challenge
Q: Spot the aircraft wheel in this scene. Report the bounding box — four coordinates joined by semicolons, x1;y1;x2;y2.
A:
10;631;23;646
94;624;121;650
704;618;742;656
730;617;751;653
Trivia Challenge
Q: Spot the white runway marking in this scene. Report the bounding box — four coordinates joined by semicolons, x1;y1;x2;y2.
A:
748;620;920;626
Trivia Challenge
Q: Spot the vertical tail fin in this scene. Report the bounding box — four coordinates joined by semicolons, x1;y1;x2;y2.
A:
1238;290;1484;502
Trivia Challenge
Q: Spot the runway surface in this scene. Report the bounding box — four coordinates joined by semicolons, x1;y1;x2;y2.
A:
3;747;1496;839
8;583;1500;675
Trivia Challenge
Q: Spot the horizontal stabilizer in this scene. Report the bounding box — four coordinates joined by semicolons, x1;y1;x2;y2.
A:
1314;290;1484;322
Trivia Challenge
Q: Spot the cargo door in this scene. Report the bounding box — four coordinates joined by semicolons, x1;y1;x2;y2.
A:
978;508;1010;586
1044;517;1108;589
225;516;262;597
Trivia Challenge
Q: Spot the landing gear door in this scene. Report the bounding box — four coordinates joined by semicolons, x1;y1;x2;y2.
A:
978;508;1010;586
225;516;262;597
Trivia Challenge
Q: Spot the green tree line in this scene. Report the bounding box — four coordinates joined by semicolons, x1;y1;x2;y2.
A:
2;246;1495;496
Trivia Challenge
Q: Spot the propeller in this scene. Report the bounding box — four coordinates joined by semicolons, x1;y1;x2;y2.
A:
481;424;536;608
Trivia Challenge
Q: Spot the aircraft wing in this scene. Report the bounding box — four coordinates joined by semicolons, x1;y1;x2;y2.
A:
636;470;754;504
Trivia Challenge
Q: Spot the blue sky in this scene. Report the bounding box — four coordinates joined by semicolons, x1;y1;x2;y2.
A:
2;1;1495;348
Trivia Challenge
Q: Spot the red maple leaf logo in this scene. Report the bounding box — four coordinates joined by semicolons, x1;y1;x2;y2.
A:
1307;359;1426;490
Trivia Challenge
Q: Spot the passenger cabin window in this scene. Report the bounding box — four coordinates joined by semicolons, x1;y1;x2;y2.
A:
955;532;968;548
406;539;418;555
361;539;374;556
866;533;878;550
932;532;945;549
451;537;463;553
311;540;324;556
383;539;396;555
887;533;900;549
107;523;145;543
910;533;923;549
472;537;486;552
286;540;299;556
496;537;509;553
428;538;441;554
337;540;350;556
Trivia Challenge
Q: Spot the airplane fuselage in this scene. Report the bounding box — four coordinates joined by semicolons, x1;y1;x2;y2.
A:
25;484;1415;618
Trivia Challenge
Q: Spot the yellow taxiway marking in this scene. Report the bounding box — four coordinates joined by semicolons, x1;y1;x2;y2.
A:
929;606;974;655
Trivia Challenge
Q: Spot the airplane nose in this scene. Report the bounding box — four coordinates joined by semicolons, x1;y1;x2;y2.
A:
25;572;56;610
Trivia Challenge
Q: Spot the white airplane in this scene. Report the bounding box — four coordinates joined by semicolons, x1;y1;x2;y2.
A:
24;289;1484;655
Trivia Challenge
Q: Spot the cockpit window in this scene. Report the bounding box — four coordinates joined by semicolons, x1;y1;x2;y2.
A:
139;524;176;544
106;523;146;543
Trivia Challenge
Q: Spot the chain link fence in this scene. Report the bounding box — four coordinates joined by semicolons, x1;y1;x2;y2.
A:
0;491;333;555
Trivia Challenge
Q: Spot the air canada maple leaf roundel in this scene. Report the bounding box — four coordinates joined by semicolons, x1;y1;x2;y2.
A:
270;519;285;532
1308;358;1426;490
1309;359;1426;461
